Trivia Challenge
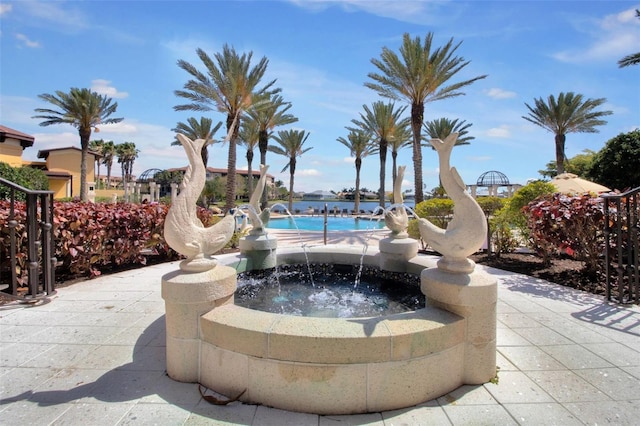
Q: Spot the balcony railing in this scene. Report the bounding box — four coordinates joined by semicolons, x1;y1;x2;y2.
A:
0;178;56;301
602;187;639;304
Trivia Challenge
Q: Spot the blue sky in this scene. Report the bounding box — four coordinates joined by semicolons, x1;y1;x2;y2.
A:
1;0;638;194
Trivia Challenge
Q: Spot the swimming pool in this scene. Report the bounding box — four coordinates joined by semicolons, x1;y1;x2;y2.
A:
266;216;386;231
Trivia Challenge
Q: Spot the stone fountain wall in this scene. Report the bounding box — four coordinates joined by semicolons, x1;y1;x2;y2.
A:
161;133;497;414
162;245;497;414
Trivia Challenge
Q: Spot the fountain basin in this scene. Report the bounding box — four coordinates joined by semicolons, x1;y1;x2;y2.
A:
162;244;497;415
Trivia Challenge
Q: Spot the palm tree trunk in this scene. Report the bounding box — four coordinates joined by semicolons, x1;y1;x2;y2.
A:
555;133;566;174
258;129;269;210
95;161;100;190
79;128;91;201
355;158;362;214
392;151;398;192
121;162;126;188
201;144;209;169
247;150;254;200
411;102;425;204
127;160;134;183
106;162;112;189
288;158;296;212
225;114;239;212
379;140;387;208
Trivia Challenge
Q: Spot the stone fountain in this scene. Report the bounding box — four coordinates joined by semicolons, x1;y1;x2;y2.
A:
161;132;497;414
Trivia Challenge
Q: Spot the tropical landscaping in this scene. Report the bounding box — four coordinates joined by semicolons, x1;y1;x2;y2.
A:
1;28;639;302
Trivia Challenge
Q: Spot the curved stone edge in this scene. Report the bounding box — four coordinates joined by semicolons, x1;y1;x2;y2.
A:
201;304;464;364
199;340;465;415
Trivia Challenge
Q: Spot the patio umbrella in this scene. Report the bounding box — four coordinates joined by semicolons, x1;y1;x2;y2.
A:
551;173;610;194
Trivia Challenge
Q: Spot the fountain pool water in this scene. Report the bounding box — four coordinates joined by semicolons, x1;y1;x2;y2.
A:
235;263;424;318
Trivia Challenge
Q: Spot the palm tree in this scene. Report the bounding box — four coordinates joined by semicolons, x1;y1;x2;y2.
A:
337;129;373;214
116;141;139;187
423;117;474;147
89;139;104;188
238;120;260;199
174;45;276;212
245;93;298;208
350;101;408;208
171;116;223;168
269;129;312;212
366;32;487;204
388;124;413;190
522;92;613;174
619;9;640;68
101;141;116;189
33;88;123;201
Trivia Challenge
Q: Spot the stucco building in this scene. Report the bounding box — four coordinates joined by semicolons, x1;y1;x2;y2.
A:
0;125;100;199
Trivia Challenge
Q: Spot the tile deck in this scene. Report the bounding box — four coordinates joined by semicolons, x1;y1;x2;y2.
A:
1;229;639;424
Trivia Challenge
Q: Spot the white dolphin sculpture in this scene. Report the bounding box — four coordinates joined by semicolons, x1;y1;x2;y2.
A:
418;133;487;273
164;134;236;271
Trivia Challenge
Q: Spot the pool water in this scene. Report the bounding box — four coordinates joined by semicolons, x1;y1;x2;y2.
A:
266;216;386;231
235;264;424;318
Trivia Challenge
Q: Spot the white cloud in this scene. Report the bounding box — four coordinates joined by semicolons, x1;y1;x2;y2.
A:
287;0;449;25
22;1;88;32
486;125;511;138
29;132;79;155
485;88;516;99
0;95;40;125
91;79;129;99
0;4;12;15
15;33;40;48
343;157;354;163
298;169;321;176
553;6;640;63
466;155;492;162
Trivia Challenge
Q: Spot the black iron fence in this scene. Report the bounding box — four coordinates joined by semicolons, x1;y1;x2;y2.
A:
602;187;639;304
0;178;56;301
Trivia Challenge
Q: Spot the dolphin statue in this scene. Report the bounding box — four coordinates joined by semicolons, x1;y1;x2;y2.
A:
384;165;409;237
164;133;236;271
245;164;272;235
418;133;487;273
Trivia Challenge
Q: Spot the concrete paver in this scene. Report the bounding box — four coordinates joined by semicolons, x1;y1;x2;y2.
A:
1;229;639;424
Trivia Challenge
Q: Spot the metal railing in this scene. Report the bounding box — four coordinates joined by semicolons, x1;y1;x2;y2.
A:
0;178;56;301
602;187;639;304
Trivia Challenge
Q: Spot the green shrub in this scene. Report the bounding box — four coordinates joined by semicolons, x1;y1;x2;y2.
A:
505;181;556;243
476;196;504;215
588;129;640;191
407;198;455;250
0;162;49;201
413;198;454;229
407;219;424;249
488;208;518;256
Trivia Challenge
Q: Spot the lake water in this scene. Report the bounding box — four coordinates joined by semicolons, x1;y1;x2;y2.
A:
271;200;415;214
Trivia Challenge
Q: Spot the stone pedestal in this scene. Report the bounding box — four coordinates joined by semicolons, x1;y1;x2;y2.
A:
161;265;236;382
421;267;497;384
239;234;278;270
379;237;419;272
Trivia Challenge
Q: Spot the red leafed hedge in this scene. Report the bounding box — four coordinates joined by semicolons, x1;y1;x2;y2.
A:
523;193;605;275
0;201;224;283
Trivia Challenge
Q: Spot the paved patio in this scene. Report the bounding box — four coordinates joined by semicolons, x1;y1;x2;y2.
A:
1;229;639;425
